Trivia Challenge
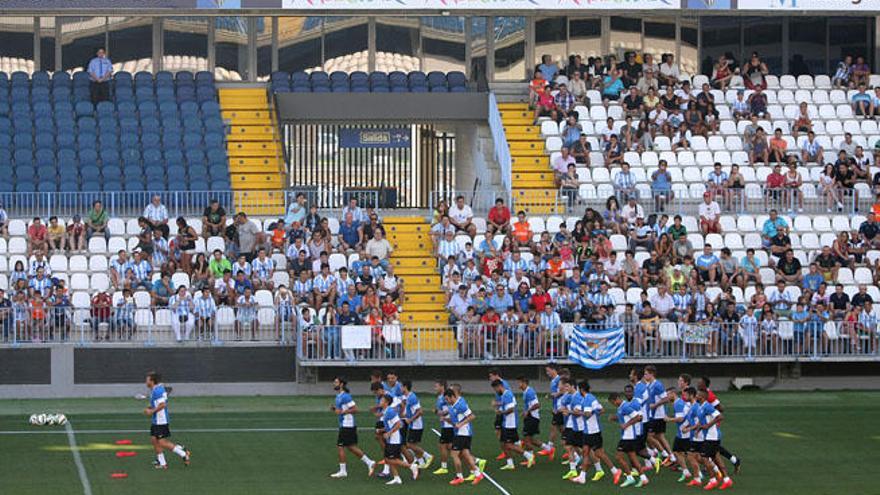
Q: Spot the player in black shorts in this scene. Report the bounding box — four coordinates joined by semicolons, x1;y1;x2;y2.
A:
608;388;647;488
330;377;376;479
517;376;543;457
488;368;508;461
665;387;694;483
432;379;454;475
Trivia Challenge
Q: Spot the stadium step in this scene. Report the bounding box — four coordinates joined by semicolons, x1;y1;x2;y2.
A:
384;216;446;328
512;156;548;167
219;88;287;216
500;98;560;215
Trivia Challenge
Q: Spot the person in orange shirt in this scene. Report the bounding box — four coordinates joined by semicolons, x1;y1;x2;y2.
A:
529;70;546;107
543;253;566;288
512;211;534;248
30;295;47;341
769;128;788;165
270;219;287;251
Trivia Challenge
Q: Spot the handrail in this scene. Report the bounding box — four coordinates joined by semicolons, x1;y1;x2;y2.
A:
488;92;513;194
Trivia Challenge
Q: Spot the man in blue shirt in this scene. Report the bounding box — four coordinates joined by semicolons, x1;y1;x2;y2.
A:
143;371;190;470
608;385;648;488
644;365;675;467
379;393;419;485
492;379;535;470
330;377;376;478
401;380;434;470
87;48;113;104
445;388;484;486
695;245;721;285
665;387;695;483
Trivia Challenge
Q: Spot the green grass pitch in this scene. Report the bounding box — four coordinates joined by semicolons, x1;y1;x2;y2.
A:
0;390;875;494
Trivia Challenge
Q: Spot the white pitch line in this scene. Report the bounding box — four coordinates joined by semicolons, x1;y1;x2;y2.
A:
430;428;512;495
0;426;348;435
65;422;94;495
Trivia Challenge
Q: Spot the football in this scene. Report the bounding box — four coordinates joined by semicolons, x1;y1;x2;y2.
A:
28;414;38;426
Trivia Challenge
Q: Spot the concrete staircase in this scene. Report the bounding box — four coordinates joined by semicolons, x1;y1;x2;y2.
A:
218;87;287;216
498;101;563;214
384;216;456;355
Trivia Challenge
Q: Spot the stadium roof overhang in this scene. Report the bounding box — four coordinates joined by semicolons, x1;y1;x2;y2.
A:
0;0;876;16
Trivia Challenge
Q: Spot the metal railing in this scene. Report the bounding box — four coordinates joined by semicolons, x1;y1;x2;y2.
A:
488;92;513;194
0;305;297;346
3;308;878;365
0;189;382;220
295;321;880;365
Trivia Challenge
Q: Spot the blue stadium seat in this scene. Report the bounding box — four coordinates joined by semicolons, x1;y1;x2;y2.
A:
120;132;139;149
52;71;71;87
176;71;194;85
156;71;174;86
142;133;161;148
330;71;349;84
447;71;467;88
75;101;94;118
35;132;54;149
57;133;76;150
79;149;99;165
310;71;330;88
35;149;55;168
143;149;163;165
195;71;214;85
58;149;76;165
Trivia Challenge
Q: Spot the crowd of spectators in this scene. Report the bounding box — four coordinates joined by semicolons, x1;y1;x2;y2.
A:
434;194;880;359
0;194;405;346
532;50;879;216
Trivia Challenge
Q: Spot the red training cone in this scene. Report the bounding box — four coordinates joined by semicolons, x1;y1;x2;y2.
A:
114;440;133;445
115;451;137;458
110;473;129;479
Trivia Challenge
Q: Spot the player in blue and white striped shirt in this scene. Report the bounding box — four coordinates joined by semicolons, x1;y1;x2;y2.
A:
572;380;621;484
517;376;543;458
666;386;696;483
539;364;565;459
401;380;434;469
379;393;420;485
444;387;484;486
493;379;535;471
143;371;190;470
329;377;376;479
193;287;217;340
561;378;584;480
432;379;454;475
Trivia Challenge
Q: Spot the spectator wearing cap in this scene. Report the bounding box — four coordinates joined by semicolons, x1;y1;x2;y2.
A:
698;192;722;235
202;199;227;239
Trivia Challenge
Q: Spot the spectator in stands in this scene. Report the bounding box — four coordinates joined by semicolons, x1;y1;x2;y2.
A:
622;87;643;119
698;192;721;235
650;160;673;212
568;70;588;105
234;212;262;262
448;195;476;237
63;214;85;252
790;101;813;140
695;244;721;285
142;195;169;239
85;200;110;242
735;248;762;290
194;286;217;339
637;69;659;95
202;199;227;239
46;216;66;252
818;163;843;211
112;289;136;340
131;250;153;290
684;102;707;138
553;83;576;122
748;86;768;118
169;285;194;342
834;156;858;206
532;85;557;125
776;249;803;286
25;217;47;256
801;131;825;166
760;209;788;248
613;162;637;201
628;216;654;253
649;104;669;138
251;248;275;290
485;198;511;237
742;52;768;90
89;290;112;341
151;272;174;307
725;164;746;210
750;127;770;165
337;212;362;253
552;146;576;182
601;69;625;103
731;89;750;121
706;162;728;205
658;53;681;87
284;193;307;227
603;134;624;166
711;55;734;90
173;217;199;273
560;164;580;207
769;128;789;164
365;229;393;269
87;48;112;104
617;52;642;88
636;119;655;152
783;161;804;212
571;133;592;167
832;55;853;88
852;83;874;116
561;115;582;149
537;54;559;84
851;56;870;87
859;213;880;249
839;132;858;157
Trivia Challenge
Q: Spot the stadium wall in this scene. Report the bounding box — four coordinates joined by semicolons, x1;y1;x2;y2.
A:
3;345;880;398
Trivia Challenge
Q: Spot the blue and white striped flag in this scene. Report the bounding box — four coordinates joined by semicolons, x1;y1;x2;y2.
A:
568;325;626;370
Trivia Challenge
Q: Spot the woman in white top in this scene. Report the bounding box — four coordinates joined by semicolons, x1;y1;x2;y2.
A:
819;163;842;212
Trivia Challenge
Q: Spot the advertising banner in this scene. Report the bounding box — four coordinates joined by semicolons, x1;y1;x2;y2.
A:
737;0;875;9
